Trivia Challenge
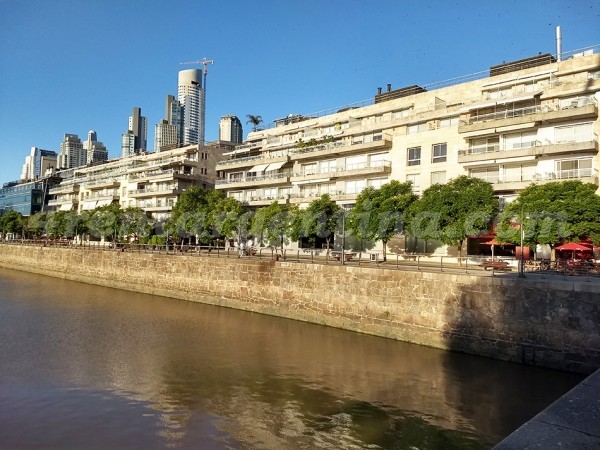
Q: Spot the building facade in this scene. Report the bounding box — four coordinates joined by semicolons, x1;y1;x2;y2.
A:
84;131;109;165
219;115;243;144
20;147;57;181
154;95;183;152
58;133;86;169
48;143;227;223
215;49;600;253
122;107;148;157
178;69;202;145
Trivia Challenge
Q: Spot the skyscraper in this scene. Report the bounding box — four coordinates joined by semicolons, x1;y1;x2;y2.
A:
20;147;57;181
178;69;202;145
58;134;85;169
84;130;108;164
122;107;147;157
154;95;183;152
219;115;243;144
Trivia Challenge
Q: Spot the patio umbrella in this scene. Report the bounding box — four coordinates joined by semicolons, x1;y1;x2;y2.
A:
555;242;593;260
481;238;512;259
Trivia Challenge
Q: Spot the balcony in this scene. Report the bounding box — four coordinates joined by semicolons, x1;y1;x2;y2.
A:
128;168;197;181
216;172;290;189
215;153;290;170
246;195;290;206
458;134;598;164
81;189;120;201
82;179;121;189
49;184;80;195
128;186;181;198
458;102;598;133
471;168;598;191
290;161;391;182
289;135;392;161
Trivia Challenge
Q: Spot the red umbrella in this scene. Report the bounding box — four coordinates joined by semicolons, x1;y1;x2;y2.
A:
555;242;593;260
480;238;513;258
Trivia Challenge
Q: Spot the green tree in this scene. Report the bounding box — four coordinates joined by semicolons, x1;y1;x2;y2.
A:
120;207;153;241
246;114;263;132
347;181;417;261
251;202;298;250
293;194;341;250
0;210;24;237
209;196;245;241
62;210;88;240
407;176;498;256
25;211;48;237
44;211;68;238
495;180;600;247
88;204;123;242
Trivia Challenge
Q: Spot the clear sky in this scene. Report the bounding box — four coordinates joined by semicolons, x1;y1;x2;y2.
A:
1;0;599;185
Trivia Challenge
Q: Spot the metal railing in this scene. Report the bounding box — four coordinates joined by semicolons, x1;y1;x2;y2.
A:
3;240;598;280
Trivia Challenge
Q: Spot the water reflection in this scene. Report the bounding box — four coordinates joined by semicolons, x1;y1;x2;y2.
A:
0;268;582;449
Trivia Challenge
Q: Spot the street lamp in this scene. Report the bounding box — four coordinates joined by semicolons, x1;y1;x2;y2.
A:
518;206;529;278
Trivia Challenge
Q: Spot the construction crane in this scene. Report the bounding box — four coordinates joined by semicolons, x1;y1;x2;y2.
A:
180;58;214;145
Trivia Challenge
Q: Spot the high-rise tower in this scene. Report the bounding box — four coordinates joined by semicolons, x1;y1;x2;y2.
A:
122;107;147;157
58;134;85;169
84;130;108;164
178;69;202;145
219;115;243;144
154;95;183;151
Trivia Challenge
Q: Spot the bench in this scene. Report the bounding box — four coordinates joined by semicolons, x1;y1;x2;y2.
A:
482;260;511;271
333;253;353;261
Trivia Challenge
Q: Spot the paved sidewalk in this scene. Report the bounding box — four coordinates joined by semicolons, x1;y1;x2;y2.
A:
494;369;600;449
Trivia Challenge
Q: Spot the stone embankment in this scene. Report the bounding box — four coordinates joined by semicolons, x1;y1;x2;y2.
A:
0;244;598;374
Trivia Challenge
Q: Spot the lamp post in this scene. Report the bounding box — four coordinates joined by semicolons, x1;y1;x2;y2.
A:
341;209;346;265
518;206;528;278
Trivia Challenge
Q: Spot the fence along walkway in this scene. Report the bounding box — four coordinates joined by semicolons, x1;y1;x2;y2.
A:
2;239;600;280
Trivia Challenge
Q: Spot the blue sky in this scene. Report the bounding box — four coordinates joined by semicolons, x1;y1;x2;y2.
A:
0;0;599;184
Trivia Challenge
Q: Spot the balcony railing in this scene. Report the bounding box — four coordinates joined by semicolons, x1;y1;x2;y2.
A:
128;186;177;195
293;160;391;178
216;172;290;186
459;132;597;156
471;168;598;185
467;105;542;124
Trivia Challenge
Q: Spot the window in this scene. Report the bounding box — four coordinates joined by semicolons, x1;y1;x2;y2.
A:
345;179;366;195
263;188;276;198
406;174;420;192
556;158;592;179
346;155;367;170
407;147;421;166
432;143;447;163
369;152;388;167
469;167;499;183
369;178;387;189
503;131;538;150
319;159;337;173
555;122;593;143
407;122;428;134
301;163;318;175
439;116;458;128
431;171;446;185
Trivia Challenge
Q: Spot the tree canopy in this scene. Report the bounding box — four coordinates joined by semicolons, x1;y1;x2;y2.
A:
0;210;24;236
407;176;498;256
495;180;600;246
292;194;341;250
251;202;297;250
347;181;417;260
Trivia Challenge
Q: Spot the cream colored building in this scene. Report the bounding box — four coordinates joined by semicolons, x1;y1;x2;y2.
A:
48;143;226;223
215;48;600;219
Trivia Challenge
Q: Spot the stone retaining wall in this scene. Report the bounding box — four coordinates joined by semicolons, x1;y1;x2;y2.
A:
1;244;598;373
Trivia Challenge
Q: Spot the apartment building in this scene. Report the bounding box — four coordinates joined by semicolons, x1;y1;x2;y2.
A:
48;143;224;223
215;49;600;216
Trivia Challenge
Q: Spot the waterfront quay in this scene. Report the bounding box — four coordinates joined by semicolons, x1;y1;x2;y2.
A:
1;241;598;375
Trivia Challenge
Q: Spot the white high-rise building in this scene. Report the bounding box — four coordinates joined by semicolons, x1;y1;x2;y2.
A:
178;69;202;145
20;147;57;181
219;115;243;144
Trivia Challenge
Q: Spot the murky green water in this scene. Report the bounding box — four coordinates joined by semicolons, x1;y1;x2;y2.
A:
0;268;582;449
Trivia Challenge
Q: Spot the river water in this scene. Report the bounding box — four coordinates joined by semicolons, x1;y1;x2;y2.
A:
0;267;583;449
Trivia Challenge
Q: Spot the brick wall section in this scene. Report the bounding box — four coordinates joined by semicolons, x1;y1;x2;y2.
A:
1;244;598;374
